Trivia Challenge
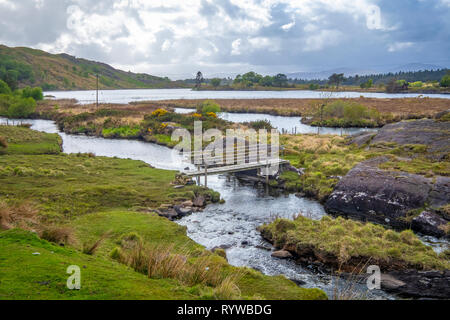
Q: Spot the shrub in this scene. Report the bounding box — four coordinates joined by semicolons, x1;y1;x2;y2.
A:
0;79;11;95
40;226;74;246
409;81;423;88
199;100;221;114
7;97;36;118
440;74;450;87
0;136;7;149
151;108;168;117
22;87;43;101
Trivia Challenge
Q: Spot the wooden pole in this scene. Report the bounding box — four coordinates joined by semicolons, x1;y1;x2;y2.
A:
204;166;208;187
96;74;99;109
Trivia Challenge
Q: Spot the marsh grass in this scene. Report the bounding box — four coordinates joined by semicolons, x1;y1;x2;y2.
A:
115;238;244;299
82;231;111;255
259;215;450;271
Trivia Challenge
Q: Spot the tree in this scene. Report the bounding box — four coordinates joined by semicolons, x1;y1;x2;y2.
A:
328;73;345;89
0;80;11;95
440;74;450;87
7;97;36;118
259;76;273;87
273;74;288;87
210;78;221;88
22;87;43;101
4;70;18;91
195;71;204;89
360;79;373;89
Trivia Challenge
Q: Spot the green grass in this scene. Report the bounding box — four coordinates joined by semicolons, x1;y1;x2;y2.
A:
0;153;208;219
0;229;200;300
0;126;327;300
259;216;450;272
0;125;61;155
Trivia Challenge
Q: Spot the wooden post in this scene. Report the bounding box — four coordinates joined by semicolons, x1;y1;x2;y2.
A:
204;166;208;187
96;74;99;109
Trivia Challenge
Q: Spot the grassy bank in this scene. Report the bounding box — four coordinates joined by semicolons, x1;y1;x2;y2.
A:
277;130;449;202
259;215;450;272
35;100;242;148
0;126;326;300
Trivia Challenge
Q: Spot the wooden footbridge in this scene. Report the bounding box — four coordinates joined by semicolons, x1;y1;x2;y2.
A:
180;144;289;187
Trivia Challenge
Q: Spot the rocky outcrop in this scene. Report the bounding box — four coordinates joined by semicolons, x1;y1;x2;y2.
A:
370;119;450;159
382;270;450;299
325;157;450;237
412;211;448;238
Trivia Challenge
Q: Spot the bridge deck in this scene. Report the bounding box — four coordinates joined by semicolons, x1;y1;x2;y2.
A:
184;159;289;177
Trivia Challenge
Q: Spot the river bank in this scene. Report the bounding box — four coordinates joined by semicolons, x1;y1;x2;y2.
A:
0;124;327;300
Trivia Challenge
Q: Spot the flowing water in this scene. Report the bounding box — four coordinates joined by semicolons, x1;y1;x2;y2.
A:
3;117;448;299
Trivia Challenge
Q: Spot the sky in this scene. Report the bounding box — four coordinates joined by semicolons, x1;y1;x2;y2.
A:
0;0;449;79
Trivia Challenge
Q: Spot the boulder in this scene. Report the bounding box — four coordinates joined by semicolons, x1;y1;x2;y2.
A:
271;250;293;259
181;200;193;208
325;157;435;230
193;195;206;207
382;270;450;299
412;211;448;238
173;205;192;217
346;132;376;147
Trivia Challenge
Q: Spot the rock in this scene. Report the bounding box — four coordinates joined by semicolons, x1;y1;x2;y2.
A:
271;250;293;259
382;270;450;299
325;156;450;236
173;205;192;217
181;200;193;208
193;195;206;207
284;164;304;176
346;132;376;147
173;185;185;189
241;240;249;246
412;211;448;238
370;119;450;160
155;209;178;220
380;274;406;290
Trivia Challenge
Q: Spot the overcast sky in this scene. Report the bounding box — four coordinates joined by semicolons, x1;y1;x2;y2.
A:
0;0;449;79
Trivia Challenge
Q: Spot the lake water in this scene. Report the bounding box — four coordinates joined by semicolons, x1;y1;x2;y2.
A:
45;88;450;105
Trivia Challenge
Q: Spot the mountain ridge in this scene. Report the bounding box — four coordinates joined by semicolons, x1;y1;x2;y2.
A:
0;44;187;90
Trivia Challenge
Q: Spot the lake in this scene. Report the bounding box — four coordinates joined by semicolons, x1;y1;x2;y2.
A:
45;88;450;105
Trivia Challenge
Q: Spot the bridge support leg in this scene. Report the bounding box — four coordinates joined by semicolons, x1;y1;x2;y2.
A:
204;166;208;188
266;165;269;185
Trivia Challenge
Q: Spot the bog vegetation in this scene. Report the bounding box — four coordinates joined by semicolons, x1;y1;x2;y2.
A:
0;125;327;300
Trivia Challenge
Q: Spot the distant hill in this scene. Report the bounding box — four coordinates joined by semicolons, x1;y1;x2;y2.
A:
0;45;186;91
286;63;447;80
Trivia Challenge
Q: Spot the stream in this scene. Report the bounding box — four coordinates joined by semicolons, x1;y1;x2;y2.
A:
2;116;448;300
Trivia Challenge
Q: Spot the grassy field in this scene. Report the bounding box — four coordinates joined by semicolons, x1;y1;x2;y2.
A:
0;125;61;155
259;215;450;273
0;126;327;300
